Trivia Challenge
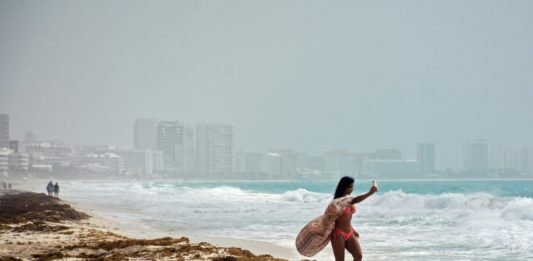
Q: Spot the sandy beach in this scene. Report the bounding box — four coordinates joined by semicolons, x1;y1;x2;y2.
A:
0;190;299;261
66;200;300;260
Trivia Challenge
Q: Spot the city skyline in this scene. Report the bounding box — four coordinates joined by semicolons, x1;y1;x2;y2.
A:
2;1;533;170
2;113;533;177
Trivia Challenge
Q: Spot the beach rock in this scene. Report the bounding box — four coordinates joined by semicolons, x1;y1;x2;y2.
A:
0;192;90;224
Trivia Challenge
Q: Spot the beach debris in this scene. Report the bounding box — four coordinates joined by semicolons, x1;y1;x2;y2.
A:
0;192;290;261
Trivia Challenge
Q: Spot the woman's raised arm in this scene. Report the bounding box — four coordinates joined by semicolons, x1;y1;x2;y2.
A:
351;181;378;204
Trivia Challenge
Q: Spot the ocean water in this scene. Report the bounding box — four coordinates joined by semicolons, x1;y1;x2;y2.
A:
57;179;533;260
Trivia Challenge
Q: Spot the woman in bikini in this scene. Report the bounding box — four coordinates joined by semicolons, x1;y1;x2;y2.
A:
295;176;377;260
331;176;378;261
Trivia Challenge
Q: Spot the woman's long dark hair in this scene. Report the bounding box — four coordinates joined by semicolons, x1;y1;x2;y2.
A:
334;176;355;199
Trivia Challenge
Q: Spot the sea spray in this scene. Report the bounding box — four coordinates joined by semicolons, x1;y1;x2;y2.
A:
59;180;533;260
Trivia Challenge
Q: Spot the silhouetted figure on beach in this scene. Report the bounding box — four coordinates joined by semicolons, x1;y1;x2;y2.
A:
2;181;6;191
7;183;11;190
53;182;59;197
46;181;53;196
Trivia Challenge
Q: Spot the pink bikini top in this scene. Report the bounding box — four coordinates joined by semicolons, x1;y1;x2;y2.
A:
344;205;356;215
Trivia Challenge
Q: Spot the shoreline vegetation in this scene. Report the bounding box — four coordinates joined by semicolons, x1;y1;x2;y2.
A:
0;191;292;261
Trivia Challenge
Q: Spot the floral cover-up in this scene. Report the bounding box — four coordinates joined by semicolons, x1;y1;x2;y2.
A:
295;195;355;257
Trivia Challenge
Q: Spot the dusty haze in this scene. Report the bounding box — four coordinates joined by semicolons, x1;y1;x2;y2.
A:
1;0;533;169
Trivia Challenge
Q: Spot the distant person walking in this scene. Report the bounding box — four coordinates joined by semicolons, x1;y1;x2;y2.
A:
53;182;59;197
7;183;11;190
46;181;53;196
2;181;6;191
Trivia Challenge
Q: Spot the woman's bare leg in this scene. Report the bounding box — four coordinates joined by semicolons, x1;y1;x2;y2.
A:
345;233;362;261
331;234;345;261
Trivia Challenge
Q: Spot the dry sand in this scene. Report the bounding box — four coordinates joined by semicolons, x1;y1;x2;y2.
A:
0;190;303;261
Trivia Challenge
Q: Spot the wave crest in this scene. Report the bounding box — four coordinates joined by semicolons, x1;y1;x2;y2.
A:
280;188;329;203
368;190;533;221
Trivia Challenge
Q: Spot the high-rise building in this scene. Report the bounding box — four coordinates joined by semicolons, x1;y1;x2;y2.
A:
502;147;520;172
114;149;158;176
463;139;489;176
152;150;165;174
235;147;246;174
9;140;20;153
362;159;419;178
374;148;402;160
323;149;357;179
0;148;9;176
8;153;30;172
80;153;125;174
157;121;194;175
19;130;38;154
264;152;282;179
270;149;303;179
502;147;533;176
196;123;235;178
245;152;265;178
24;141;73;168
352;153;375;177
417;143;436;176
0;114;9;149
134;119;157;150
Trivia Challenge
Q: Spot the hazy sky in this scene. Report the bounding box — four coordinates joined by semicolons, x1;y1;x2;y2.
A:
1;0;532;169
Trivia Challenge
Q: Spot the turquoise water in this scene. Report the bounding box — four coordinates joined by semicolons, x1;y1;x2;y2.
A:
60;179;533;261
151;179;533;198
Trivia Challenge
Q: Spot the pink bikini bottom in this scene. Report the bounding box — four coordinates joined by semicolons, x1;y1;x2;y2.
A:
331;227;355;241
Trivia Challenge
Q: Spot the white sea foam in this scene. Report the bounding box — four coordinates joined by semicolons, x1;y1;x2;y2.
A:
363;190;533;222
58;181;533;260
279;188;330;203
